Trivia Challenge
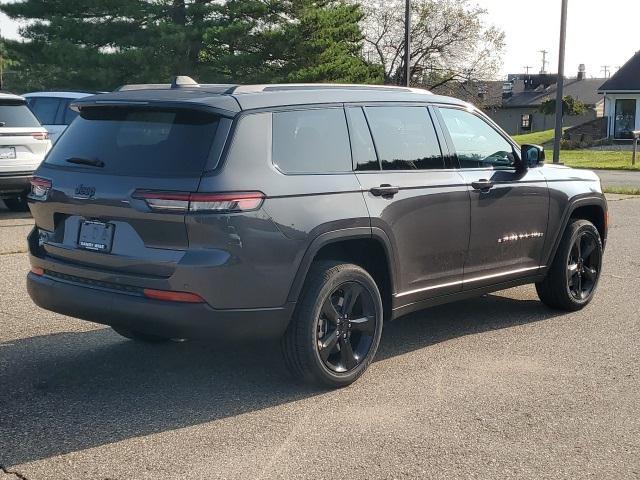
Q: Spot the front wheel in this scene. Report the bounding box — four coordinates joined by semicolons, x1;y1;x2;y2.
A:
536;219;603;311
281;261;384;388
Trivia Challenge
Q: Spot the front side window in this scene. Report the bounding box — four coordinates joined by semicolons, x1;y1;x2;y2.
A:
272;108;352;174
440;107;515;169
364;106;444;170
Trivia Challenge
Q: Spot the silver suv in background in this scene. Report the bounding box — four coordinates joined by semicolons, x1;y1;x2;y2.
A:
23;91;94;144
0;93;51;211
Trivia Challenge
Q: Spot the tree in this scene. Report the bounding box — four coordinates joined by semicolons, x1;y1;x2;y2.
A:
360;0;505;87
0;0;217;91
0;0;381;91
539;96;587;117
201;0;382;84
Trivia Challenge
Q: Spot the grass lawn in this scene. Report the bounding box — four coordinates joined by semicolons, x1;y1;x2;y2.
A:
603;186;640;195
558;150;640;170
512;129;556;145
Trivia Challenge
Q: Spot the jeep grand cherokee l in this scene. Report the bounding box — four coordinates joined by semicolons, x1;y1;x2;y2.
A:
26;80;607;388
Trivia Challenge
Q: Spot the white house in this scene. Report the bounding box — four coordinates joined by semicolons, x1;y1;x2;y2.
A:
599;51;640;140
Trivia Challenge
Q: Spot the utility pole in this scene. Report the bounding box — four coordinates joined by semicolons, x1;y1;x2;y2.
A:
601;65;611;78
523;66;532;75
552;0;568;164
539;50;549;74
404;0;411;87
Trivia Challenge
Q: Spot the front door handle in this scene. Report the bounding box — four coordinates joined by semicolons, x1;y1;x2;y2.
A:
471;179;495;191
370;184;400;197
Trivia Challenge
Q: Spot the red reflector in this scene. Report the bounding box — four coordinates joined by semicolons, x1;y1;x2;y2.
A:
31;266;44;276
143;288;205;303
31;132;49;140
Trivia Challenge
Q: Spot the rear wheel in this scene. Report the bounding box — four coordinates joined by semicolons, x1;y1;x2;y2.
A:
281;261;383;388
111;326;172;343
536;219;603;311
4;195;29;212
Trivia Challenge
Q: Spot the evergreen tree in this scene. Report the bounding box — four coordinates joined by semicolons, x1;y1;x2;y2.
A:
1;0;380;91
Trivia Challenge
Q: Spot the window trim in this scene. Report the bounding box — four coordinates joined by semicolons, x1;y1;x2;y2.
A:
434;105;522;172
270;106;354;176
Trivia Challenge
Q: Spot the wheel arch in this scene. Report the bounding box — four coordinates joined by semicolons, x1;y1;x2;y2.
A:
287;228;397;321
544;194;608;266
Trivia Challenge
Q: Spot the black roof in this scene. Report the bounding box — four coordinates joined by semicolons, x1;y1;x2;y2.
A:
599;51;640;92
72;84;469;117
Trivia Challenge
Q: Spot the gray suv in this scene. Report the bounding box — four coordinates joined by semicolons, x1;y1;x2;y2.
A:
26;81;607;388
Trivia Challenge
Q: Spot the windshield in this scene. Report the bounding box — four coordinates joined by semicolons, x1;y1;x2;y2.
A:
0;102;42;128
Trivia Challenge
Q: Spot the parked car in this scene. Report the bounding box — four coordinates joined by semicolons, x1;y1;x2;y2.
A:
0;93;52;211
23;91;94;144
25;80;607;388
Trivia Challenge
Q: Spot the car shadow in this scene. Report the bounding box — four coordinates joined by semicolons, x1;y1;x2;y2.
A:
0;201;32;220
0;292;562;466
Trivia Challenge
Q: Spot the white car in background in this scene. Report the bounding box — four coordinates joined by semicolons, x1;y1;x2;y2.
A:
23;91;94;144
0;93;51;211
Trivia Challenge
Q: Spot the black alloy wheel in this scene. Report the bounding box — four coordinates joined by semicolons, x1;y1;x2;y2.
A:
281;261;383;388
316;281;377;373
567;230;601;301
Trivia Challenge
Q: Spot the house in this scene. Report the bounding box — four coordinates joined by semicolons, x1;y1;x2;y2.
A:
599;51;640;140
487;68;606;136
431;67;607;136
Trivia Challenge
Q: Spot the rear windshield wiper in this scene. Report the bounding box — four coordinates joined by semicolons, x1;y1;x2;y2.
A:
66;157;105;168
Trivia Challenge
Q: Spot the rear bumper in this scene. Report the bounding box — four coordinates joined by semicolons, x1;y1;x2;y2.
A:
27;272;294;341
0;172;31;196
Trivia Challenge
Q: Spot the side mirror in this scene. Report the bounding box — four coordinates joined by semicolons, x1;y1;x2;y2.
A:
520;144;545;169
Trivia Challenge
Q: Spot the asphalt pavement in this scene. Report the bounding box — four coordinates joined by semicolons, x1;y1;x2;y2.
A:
594;169;640;189
0;195;639;479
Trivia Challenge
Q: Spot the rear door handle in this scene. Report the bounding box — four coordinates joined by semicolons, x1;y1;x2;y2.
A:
471;179;495;191
370;184;400;197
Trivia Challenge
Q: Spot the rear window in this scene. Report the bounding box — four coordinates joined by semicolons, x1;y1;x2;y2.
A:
45;107;220;176
0;102;41;128
27;97;62;125
272;108;352;174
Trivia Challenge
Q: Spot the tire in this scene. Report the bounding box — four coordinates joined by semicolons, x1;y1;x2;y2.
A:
536;219;603;311
111;326;172;343
4;195;30;212
281;261;384;388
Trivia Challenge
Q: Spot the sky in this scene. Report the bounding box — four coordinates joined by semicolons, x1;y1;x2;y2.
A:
0;0;638;80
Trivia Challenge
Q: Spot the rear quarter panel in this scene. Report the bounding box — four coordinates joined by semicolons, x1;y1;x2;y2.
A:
192;111;370;309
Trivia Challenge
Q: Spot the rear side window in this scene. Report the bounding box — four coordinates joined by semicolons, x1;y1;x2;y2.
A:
0;102;41;128
272;108;351;174
45;107;220;177
28;97;62;125
365;106;444;170
63;101;80;124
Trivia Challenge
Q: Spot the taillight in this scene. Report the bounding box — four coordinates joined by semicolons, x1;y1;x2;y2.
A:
31;132;49;140
29;177;52;200
30;266;44;276
133;191;265;214
143;288;205;303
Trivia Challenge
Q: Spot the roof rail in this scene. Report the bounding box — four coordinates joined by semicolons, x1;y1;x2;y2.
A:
231;83;432;94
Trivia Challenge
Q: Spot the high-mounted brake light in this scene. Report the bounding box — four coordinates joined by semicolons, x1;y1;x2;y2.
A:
31;132;49;140
133;191;265;214
30;177;52;200
143;288;205;303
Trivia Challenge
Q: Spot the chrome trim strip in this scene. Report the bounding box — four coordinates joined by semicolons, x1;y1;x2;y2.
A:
394;266;541;298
